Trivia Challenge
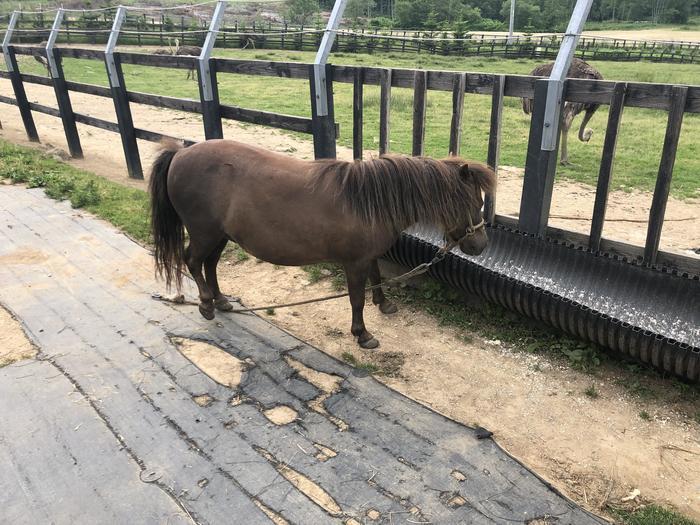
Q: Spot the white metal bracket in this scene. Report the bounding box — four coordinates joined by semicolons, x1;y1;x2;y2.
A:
198;0;226;102
541;0;594;151
46;8;64;79
105;6;127;88
2;11;19;73
312;0;348;116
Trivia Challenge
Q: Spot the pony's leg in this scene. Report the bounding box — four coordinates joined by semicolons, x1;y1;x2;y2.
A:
369;259;398;314
203;238;234;312
344;262;379;349
185;241;216;320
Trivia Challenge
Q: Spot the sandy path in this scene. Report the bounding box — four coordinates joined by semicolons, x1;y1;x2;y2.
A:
1;78;698;257
0;304;36;367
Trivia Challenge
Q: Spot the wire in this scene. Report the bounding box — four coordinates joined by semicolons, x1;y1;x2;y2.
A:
126;0;219;11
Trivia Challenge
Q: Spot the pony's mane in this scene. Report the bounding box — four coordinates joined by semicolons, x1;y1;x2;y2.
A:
310;155;496;230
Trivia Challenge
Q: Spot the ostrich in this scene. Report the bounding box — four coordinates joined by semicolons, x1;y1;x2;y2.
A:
173;38;202;81
152;38;201;80
522;58;603;165
31;41;51;76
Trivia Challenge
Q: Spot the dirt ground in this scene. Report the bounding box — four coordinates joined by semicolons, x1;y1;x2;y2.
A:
485;29;700;43
582;29;700;43
1;84;700;520
1;78;698;257
0;305;36;367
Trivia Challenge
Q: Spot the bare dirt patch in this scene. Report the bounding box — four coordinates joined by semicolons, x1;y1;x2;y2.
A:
262;405;298;425
0;305;37;367
171;337;244;388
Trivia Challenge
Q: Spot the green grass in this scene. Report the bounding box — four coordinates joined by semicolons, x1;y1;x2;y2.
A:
302;263;346;291
340;351;379;374
0;140;151;242
610;504;698;525
6;47;700;198
639;410;652;420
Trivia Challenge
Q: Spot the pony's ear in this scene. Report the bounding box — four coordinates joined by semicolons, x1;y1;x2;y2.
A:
459;162;497;196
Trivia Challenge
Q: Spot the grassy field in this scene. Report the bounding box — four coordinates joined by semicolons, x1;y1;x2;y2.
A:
4;47;700;198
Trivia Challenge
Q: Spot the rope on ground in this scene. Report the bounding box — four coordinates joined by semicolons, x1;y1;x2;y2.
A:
152;242;457;314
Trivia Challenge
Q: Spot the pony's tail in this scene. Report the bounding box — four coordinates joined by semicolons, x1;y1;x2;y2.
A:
149;140;184;291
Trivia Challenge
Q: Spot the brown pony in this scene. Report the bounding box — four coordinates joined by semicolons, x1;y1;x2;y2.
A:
149;140;496;349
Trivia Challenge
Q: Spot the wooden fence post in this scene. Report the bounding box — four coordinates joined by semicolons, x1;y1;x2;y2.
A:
589;82;627;252
309;63;337;159
518;79;563;235
44;10;82;158
50;49;83;158
197;0;225;140
484;74;505;224
412;69;427;156
378;68;392;155
105;8;142;179
107;53;143;179
352;67;363;160
2;13;39;142
643;86;688;265
448;72;466;156
4;47;39;142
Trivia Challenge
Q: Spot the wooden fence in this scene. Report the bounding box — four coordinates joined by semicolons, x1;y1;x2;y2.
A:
0;43;698;276
2;15;699;63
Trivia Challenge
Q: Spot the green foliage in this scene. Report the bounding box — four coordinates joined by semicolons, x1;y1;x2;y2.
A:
639;410;652;420
610;504;698;525
285;0;319;25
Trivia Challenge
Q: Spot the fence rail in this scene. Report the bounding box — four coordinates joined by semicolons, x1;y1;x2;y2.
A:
0;43;698;276
2;17;700;63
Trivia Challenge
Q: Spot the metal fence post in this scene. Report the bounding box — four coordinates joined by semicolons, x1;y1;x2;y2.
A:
2;11;39;142
198;0;225;140
46;9;83;158
518;0;594;235
310;0;347;159
105;6;143;179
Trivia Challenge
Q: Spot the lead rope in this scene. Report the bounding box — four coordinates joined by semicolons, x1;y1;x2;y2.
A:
151;217;483;314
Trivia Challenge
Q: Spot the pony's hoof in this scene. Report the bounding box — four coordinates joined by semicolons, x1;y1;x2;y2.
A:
198;302;215;320
359;337;380;350
379;301;398;315
215;298;234;312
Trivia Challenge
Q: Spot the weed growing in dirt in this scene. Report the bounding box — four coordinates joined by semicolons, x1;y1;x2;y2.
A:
584;385;599;399
639;410;652;421
302;263;346;291
341;352;379;374
222;243;250;262
610;503;698;525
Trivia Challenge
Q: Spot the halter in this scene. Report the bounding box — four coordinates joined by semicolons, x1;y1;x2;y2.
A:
463;213;486;239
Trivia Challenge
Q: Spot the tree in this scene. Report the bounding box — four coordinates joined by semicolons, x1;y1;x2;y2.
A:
346;0;375;24
285;0;319;25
